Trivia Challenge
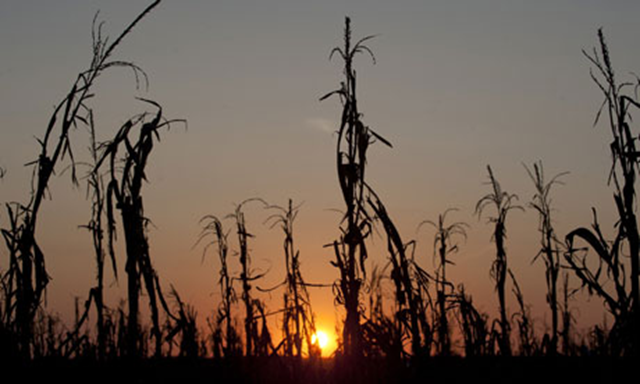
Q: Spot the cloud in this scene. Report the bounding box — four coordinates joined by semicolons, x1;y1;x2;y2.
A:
305;118;335;134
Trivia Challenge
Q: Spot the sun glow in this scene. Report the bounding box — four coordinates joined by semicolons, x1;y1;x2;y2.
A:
311;330;329;350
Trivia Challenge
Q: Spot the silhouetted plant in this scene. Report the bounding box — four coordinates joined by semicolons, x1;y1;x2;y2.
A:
525;161;567;354
476;165;523;356
254;300;274;356
197;214;240;357
165;287;200;359
95;306;118;359
321;16;391;359
509;270;537;356
0;0;161;358
454;284;492;357
66;114;114;360
200;199;270;357
412;261;435;356
208;317;223;359
564;28;640;356
565;208;632;354
369;196;427;358
228;199;268;357
265;199;317;358
114;303;128;357
29;303;97;359
559;272;576;356
58;297;92;358
361;265;403;359
96;98;184;358
585;319;614;356
418;208;468;356
31;310;65;358
365;265;386;330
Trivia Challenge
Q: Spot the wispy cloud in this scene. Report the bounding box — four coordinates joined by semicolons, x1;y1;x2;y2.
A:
305;118;335;134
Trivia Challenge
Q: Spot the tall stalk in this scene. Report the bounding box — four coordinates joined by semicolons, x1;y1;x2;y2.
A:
565;29;640;355
525;161;567;354
97;99;183;358
419;209;468;356
87;117;109;360
558;273;573;355
64;113;115;360
228;199;266;357
509;270;536;356
322;16;391;359
266;199;316;358
198;215;239;357
476;165;522;356
368;195;428;358
0;0;161;358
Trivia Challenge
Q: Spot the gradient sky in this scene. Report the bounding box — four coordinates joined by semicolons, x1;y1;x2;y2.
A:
2;0;640;351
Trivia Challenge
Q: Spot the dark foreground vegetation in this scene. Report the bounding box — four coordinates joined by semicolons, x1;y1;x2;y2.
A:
9;356;637;384
2;1;640;382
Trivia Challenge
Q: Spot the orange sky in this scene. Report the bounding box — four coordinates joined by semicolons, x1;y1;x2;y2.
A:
1;1;640;352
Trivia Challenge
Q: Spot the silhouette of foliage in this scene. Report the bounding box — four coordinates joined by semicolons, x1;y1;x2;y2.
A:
61;117;112;360
265;199;318;358
6;6;640;381
228;199;270;357
369;196;428;358
96;98;185;357
525;161;567;354
361;264;403;359
476;165;523;356
322;16;390;359
454;284;492;357
565;29;640;355
419;208;468;356
509;270;537;356
0;0;161;358
197;214;241;357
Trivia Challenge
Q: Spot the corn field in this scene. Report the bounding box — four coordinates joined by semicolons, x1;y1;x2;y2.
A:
1;1;639;382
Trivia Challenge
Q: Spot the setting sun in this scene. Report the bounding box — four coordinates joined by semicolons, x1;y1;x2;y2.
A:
311;330;329;350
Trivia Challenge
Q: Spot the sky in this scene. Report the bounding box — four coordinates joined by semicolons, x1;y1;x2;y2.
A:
1;0;640;354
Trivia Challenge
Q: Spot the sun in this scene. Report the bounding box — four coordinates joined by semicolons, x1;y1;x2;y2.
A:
311;330;329;350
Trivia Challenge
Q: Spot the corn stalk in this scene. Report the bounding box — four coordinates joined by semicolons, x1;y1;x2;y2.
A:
96;98;183;358
454;284;492;357
265;199;317;358
59;114;115;360
0;0;160;358
525;161;567;354
197;215;240;357
565;29;640;355
369;196;427;358
418;208;468;356
227;199;267;357
321;16;391;359
476;165;522;356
